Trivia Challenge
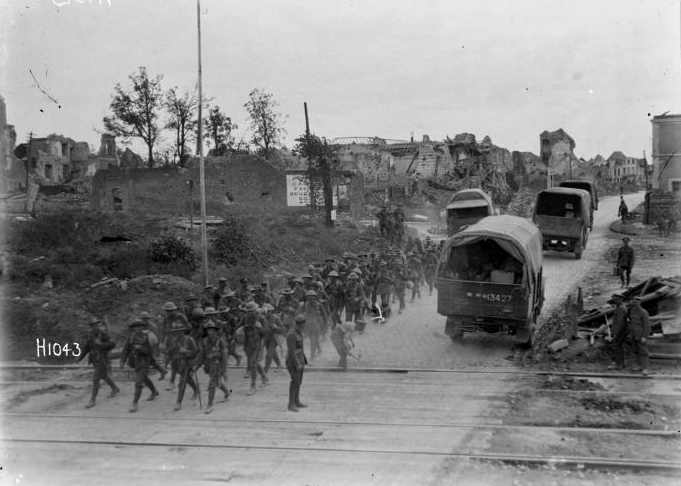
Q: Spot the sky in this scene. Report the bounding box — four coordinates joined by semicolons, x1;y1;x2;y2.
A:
1;0;680;160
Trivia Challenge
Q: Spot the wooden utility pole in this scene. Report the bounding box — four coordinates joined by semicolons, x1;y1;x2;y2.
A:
25;132;32;216
304;101;316;210
197;0;208;285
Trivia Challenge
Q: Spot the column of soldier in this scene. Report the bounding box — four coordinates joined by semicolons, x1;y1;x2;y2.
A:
78;240;442;415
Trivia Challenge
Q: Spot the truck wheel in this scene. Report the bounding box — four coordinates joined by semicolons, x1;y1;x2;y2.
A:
575;251;582;259
446;317;464;343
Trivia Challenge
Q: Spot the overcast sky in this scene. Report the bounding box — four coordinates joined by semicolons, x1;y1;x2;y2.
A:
2;0;680;160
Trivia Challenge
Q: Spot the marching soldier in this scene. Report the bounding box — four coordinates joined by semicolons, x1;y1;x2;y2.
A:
161;301;190;391
120;319;159;413
167;319;199;411
302;289;326;361
237;301;269;396
325;270;344;328
276;288;299;332
221;297;243;366
80;318;120;408
286;315;308;412
196;319;230;414
423;247;438;296
392;263;409;313
139;311;166;379
214;277;229;308
375;262;393;319
375;204;390;238
408;252;423;302
261;303;284;373
344;272;365;325
330;321;356;370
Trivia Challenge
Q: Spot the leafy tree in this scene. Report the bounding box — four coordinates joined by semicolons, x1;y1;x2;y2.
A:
293;133;337;227
165;87;198;167
203;105;237;156
103;67;164;167
243;88;287;160
210;216;253;265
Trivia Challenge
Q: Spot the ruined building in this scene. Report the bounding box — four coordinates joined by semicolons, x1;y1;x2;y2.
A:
0;95;25;193
540;128;582;185
651;113;681;194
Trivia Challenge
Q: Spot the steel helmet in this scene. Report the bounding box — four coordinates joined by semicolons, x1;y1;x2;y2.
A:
163;301;177;311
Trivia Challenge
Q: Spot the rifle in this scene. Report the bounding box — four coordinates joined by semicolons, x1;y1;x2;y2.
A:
193;367;202;411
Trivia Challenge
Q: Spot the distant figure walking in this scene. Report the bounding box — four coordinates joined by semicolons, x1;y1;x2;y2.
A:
616;237;635;288
617;196;629;224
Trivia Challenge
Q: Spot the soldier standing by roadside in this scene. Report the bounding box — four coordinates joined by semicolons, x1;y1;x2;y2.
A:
629;296;651;375
607;294;630;370
120;319;159;413
237;301;269;395
618;196;629;224
80;318;120;408
616;237;635;288
168;319;199;411
196;320;230;414
286;315;308;412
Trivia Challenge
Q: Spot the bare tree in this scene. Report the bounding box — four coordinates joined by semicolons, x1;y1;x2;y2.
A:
244;87;287;160
103;67;164;167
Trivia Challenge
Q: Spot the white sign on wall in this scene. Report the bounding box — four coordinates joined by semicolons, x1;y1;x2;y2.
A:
286;174;342;207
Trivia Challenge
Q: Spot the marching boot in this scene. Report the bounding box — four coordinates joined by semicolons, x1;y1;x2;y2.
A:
264;356;272;373
288;383;298;412
294;384;307;408
147;389;159;401
205;388;215;414
173;402;182;411
86;383;99;408
220;384;230;400
129;387;142;413
339;355;347;371
105;376;120;398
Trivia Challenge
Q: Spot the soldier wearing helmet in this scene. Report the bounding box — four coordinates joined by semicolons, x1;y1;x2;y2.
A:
120;319;160;413
236;301;269;396
276;288;299;332
344;272;365;326
219;292;243;367
302;289;326;361
167;317;199;412
79;318;120;409
196;319;230;414
139;310;166;379
214;277;229;308
261;303;284;373
325;270;345;329
161;301;190;392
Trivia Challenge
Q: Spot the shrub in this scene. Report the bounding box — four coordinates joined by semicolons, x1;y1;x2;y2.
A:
147;235;198;271
210;216;253;266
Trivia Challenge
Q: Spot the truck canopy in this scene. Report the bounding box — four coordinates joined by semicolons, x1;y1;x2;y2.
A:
439;215;543;286
534;187;591;226
446;188;495;208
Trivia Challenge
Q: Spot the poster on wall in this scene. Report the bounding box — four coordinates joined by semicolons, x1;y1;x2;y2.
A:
286;174;341;207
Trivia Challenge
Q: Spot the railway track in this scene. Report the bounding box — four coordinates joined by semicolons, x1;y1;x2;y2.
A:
2;365;680;479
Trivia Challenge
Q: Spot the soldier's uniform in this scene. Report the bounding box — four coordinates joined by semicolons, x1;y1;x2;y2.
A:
325;271;345;328
375;206;389;238
344;273;365;324
392;266;408;313
423;249;438;295
197;320;230;414
375;263;393;318
221;303;243;366
608;294;629;369
120;319;159;413
80;319;120;408
629;297;651;374
330;321;355;370
237;302;268;395
168;320;199;411
161;302;190;391
616;238;635;288
408;254;423;302
286;315;308;412
302;290;326;361
213;278;228;309
261;304;284;373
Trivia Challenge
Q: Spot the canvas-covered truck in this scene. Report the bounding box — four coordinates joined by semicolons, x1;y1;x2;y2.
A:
445;188;497;236
559;179;598;229
532;187;591;259
435;215;545;346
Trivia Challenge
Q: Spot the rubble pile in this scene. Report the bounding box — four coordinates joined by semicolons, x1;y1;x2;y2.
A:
504;187;537;217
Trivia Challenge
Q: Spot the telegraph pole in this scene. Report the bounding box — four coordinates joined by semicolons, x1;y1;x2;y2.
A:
304;101;316;210
197;0;208;285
